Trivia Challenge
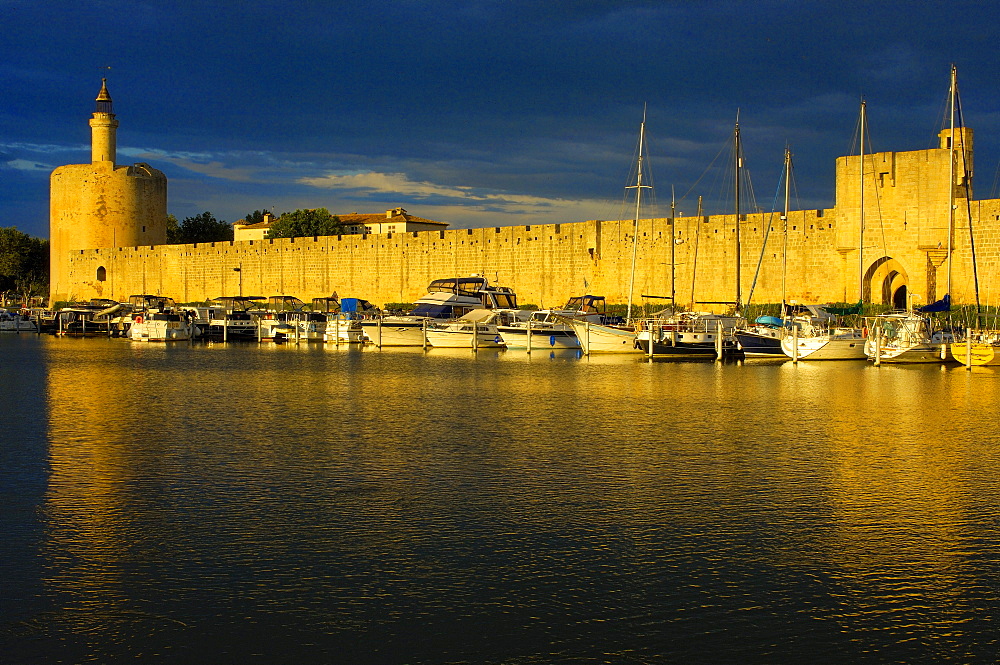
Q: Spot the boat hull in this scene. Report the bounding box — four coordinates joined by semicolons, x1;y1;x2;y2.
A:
871;343;950;363
497;327;579;349
324;326;365;344
129;320;197;342
734;330;785;356
568;320;641;354
636;339;729;358
361;320;431;346
425;329;505;348
0;318;37;333
206;322;259;341
781;333;867;360
950;341;1000;366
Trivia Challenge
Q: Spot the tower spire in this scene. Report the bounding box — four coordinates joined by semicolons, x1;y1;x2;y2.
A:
89;77;119;164
95;77;114;114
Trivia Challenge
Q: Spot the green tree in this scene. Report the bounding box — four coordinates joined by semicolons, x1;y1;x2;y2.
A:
168;212;234;244
266;208;344;239
0;227;48;304
243;209;269;226
165;214;181;243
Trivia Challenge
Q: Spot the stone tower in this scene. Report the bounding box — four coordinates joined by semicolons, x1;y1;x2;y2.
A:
833;124;975;308
49;79;168;304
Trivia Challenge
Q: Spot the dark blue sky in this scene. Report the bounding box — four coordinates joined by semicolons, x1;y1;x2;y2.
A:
3;0;999;238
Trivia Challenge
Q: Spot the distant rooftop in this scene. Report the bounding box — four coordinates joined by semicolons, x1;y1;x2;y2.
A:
234;208;449;229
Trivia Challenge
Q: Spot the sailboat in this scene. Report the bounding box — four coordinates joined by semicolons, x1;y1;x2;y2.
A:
951;329;1000;366
735;146;793;356
868;66;962;363
569;113;648;355
866;307;953;363
781;101;870;361
944;66;998;367
635;116;747;359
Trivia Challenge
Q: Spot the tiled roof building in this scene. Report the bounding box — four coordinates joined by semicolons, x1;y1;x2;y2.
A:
233;207;448;241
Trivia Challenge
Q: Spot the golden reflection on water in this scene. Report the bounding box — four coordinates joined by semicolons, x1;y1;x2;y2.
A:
33;337;1000;660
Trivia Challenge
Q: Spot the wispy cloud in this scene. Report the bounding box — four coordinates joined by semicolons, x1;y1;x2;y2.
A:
4;158;52;172
122;148;261;182
0;141;87;155
299;170;588;214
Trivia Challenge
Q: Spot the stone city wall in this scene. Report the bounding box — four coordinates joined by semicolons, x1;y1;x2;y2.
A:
57;129;1000;310
59;203;993;310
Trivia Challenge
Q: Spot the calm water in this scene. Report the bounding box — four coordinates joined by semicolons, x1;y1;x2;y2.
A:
3;335;1000;664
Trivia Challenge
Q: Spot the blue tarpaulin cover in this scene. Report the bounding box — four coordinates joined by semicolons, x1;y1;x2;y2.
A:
918;294;951;312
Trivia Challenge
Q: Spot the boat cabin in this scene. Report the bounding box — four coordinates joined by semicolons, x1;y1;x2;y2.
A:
564;294;606;314
267;295;307;312
128;294;177;312
339;298;377;320
311;297;341;314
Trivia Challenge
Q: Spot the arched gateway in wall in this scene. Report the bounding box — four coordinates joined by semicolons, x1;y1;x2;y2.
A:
865;256;909;310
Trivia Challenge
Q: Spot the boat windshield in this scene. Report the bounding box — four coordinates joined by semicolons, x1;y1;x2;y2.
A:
426;277;486;297
212;296;265;312
490;293;518;308
311;298;340;313
564;295;605;313
410;304;454;318
268;296;305;312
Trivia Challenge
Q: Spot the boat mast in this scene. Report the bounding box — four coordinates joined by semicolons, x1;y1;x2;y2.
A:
859;99;866;305
670;186;676;310
734;114;742;312
953;65;983;322
947;64;956;300
625;109;649;323
782;146;790;308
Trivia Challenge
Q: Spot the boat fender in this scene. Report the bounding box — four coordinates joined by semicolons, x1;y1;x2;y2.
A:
135;315;143;324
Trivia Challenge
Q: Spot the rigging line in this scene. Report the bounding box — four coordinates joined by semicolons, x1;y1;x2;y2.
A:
855;100;887;263
862;115;890;259
745;157;787;306
736;136;759;215
991;157;1000;200
679;140;729;205
955;85;982;319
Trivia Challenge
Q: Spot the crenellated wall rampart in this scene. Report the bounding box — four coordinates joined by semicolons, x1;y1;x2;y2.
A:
58;137;1000;311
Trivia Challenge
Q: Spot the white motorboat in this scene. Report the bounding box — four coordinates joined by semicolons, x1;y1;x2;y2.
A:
497;295;607;350
126;295;198;342
425;309;510;348
129;310;198;342
206;296;266;341
53;299;120;336
0;308;36;332
321;297;378;344
362;275;517;346
258;295;326;342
